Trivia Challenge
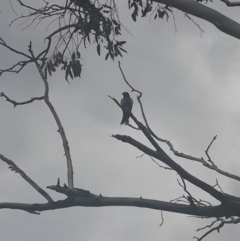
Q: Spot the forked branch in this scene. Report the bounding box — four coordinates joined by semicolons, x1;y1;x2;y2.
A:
0;39;74;188
28;42;74;188
118;62;240;182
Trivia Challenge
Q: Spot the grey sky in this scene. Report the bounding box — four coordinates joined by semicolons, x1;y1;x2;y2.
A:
1;1;240;241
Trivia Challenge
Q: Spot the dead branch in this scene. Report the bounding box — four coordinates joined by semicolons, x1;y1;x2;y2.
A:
112;133;227;203
194;217;240;240
205;135;217;165
0;184;237;217
118;62;240;182
0;154;53;202
110;73;230;204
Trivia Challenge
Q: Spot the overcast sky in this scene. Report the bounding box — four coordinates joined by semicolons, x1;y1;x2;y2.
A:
1;1;240;241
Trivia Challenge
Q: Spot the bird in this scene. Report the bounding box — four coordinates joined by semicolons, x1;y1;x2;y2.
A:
120;92;133;125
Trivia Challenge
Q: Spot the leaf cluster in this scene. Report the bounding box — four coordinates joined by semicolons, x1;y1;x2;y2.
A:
43;51;82;82
70;0;127;60
128;0;171;22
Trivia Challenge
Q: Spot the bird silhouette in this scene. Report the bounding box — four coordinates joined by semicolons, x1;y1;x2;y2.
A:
120;92;133;124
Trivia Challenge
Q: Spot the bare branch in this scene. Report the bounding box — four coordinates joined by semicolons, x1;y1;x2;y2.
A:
149;156;173;170
154;0;240;40
0;185;238;217
205;135;217;165
214;179;225;194
220;0;240;6
0;154;53;202
127;123;140;130
112;133;228;203
46;24;78;40
184;13;204;37
159;210;164;226
0;92;44;107
118;63;240;183
0;60;31;75
112;68;232;203
178;176;197;207
194;217;240;240
28;42;74;188
0;38;32;59
141;90;239;182
8;0;18;15
118;61;142;96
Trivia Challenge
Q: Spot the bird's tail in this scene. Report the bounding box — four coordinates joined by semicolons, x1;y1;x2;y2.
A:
120;113;129;125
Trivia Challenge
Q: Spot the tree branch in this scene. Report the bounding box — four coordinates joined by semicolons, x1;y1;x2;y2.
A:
0;38;32;59
130;85;240;182
0;154;53;202
154;0;240;40
220;0;240;6
0;185;237;217
194;217;240;241
0;92;44;107
28;42;74;189
112;134;228;203
109;85;229;203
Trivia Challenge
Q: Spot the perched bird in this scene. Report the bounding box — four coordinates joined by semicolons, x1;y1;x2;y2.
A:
120;92;133;125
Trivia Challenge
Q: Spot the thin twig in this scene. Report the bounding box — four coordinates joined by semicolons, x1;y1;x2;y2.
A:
184;13;204;38
118;61;142;96
8;0;18;15
205;135;217;165
0;38;32;60
159;210;164;226
150;156;172;170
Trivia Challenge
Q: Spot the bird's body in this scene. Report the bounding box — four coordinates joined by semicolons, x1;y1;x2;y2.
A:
120;92;133;125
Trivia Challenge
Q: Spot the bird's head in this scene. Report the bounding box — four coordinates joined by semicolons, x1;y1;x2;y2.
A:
122;92;130;97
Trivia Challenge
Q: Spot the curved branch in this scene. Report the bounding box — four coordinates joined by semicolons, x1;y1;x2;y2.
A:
46;23;78;39
28;43;74;189
154;0;240;39
0;92;44;107
220;0;240;6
